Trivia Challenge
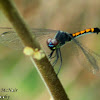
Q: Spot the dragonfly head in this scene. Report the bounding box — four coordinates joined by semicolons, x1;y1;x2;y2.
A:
47;38;59;50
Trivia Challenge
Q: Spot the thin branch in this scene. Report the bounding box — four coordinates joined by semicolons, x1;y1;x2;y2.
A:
0;0;69;100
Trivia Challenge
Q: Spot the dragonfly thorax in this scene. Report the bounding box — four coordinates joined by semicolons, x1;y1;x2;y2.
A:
47;38;59;50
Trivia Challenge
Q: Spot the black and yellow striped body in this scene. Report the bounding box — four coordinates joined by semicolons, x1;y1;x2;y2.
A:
54;27;100;48
71;28;100;38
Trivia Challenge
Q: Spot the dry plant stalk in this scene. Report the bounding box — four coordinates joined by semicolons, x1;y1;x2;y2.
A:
0;0;69;100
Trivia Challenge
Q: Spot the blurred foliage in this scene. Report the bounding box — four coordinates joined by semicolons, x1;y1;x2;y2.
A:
0;0;100;100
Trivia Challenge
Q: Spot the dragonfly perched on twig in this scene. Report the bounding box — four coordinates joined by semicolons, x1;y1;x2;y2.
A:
0;27;100;75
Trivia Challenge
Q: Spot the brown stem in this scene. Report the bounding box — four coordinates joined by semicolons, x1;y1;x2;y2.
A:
0;0;69;100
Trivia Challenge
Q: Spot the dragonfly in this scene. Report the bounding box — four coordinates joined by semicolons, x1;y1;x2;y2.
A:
0;27;100;75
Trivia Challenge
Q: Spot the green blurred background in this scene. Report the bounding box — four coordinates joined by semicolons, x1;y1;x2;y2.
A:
0;0;100;100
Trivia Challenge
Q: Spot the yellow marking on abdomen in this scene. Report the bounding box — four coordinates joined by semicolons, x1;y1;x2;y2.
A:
80;30;85;34
72;33;76;37
75;32;81;36
91;28;94;32
86;29;91;32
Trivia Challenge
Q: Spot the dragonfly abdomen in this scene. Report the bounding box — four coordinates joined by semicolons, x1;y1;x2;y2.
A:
71;28;100;38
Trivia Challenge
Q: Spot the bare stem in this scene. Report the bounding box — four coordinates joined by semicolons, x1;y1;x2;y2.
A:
0;0;69;100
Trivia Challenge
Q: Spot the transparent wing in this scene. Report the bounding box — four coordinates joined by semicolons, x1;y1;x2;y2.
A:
68;33;100;76
0;27;58;50
0;27;100;75
0;27;58;36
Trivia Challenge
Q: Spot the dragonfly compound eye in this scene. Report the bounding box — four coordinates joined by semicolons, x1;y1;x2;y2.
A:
47;38;59;46
47;38;52;45
51;39;59;45
47;38;59;50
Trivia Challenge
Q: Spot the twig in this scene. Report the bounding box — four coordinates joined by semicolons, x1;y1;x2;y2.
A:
0;0;69;100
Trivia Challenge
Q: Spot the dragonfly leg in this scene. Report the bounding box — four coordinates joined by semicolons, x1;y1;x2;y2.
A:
56;48;62;75
52;49;59;67
48;50;54;58
50;51;57;59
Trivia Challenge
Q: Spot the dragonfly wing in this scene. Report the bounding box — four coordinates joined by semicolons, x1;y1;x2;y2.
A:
0;27;58;51
68;33;100;75
0;27;58;36
78;44;100;75
31;28;58;36
0;31;24;50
